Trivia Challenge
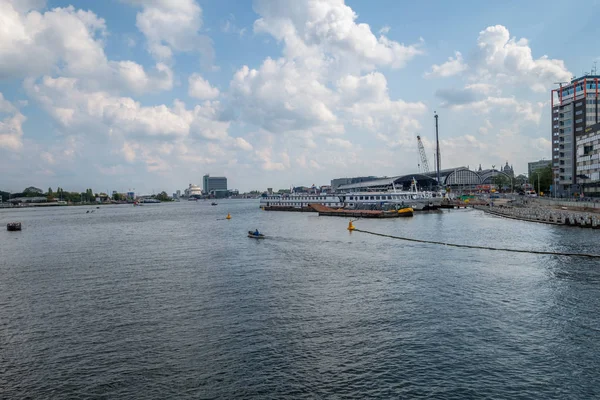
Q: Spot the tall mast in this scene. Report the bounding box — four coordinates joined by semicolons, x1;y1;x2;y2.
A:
434;112;441;185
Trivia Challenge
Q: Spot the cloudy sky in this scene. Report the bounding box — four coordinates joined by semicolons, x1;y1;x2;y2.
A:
0;0;597;193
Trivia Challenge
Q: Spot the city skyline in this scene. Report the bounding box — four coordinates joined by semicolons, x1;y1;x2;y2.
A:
0;0;598;193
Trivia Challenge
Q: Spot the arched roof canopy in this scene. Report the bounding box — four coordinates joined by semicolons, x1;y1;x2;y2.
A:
392;174;439;187
444;168;482;186
479;169;512;184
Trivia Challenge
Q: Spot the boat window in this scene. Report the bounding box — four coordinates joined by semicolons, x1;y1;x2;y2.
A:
349;196;354;200
359;196;364;200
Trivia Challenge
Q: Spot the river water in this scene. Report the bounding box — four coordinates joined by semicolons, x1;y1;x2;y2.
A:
1;201;599;399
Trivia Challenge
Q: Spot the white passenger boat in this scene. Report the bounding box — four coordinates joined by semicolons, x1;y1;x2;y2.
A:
260;194;344;208
260;180;444;210
339;179;443;210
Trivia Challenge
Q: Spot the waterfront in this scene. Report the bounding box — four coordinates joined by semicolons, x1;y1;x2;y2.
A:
1;201;600;398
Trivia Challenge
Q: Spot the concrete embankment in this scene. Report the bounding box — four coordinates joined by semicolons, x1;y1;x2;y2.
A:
476;205;600;229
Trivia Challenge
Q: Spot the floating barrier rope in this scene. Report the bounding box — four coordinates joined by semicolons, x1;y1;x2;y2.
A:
353;229;600;259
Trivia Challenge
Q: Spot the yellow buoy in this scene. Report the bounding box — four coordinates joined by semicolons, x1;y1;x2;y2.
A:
347;220;355;231
226;213;231;220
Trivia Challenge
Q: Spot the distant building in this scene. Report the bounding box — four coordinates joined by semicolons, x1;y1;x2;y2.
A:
528;159;551;178
203;174;228;197
501;161;514;178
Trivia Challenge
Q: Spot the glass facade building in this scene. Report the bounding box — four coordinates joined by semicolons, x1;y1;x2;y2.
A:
551;75;600;195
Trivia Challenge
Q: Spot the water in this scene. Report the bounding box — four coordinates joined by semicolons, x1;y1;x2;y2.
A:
1;201;599;399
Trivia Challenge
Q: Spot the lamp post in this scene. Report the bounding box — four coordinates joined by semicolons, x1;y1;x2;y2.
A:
491;165;495;193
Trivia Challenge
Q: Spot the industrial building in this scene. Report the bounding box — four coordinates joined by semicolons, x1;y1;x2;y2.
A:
203;174;228;198
551;74;600;196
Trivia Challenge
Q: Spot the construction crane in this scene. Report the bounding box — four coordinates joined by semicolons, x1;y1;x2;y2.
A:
416;135;430;173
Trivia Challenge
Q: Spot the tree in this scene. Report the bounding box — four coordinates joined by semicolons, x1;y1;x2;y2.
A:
23;186;43;197
113;193;122;201
529;165;552;194
492;175;512;192
155;191;171;202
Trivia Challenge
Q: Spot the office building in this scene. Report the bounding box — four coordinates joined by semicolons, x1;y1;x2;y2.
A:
203;174;228;197
575;122;600;196
528;160;551;178
551;75;600;195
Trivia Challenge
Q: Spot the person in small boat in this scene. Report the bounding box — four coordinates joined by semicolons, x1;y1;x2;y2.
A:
254;229;260;236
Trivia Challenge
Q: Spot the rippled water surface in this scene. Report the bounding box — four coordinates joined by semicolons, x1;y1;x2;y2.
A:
1;201;600;399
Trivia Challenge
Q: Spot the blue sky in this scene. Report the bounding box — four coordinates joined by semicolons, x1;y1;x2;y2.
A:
1;0;598;194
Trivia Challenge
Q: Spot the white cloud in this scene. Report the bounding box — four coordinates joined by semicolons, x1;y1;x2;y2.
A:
231;137;253;151
0;2;172;93
253;0;423;73
0;3;107;79
230;59;339;134
188;73;220;99
379;26;390;35
221;14;246;36
0;92;25;150
325;137;353;149
474;25;571;92
123;0;214;66
425;51;468;78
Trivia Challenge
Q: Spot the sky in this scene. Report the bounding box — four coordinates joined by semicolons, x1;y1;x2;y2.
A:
1;0;599;194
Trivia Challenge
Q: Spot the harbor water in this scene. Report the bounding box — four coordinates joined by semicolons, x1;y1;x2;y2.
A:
1;201;599;398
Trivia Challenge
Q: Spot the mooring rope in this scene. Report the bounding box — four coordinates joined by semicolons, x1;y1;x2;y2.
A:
353;229;600;258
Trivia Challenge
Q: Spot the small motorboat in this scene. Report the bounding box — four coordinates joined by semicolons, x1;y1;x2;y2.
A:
7;222;21;231
248;230;265;239
211;202;218;206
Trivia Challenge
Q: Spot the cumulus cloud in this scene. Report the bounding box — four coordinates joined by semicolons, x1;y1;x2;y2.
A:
230;59;339;134
425;51;468;78
25;76;234;172
230;0;426;140
123;0;214;66
0;92;25;150
188;74;220;99
253;0;423;73
472;25;570;92
0;2;172;93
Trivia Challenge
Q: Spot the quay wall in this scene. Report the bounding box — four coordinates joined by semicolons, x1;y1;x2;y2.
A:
475;205;600;229
534;198;600;209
